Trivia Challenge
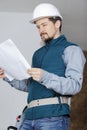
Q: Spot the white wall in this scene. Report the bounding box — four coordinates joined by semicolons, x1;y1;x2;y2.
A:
0;12;41;130
61;0;87;50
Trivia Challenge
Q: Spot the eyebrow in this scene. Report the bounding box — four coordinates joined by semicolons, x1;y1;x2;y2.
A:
36;22;48;28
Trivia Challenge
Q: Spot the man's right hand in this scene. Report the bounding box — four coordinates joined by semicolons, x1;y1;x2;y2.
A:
0;68;6;78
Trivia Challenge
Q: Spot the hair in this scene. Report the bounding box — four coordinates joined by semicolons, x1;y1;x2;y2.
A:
48;17;62;32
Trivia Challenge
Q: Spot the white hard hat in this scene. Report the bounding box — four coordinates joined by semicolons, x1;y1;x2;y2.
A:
30;3;63;23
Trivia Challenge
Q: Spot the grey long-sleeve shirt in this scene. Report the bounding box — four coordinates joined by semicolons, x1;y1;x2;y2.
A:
4;45;86;96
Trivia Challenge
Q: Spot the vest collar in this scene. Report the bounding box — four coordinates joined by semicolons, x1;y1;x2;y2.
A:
45;34;67;47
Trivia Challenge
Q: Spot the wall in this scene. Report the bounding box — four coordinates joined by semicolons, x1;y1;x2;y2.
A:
61;0;87;50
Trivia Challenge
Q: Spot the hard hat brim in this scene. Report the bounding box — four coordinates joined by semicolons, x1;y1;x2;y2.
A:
30;15;62;24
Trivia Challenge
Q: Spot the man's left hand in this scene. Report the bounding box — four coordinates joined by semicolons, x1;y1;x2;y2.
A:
27;68;43;82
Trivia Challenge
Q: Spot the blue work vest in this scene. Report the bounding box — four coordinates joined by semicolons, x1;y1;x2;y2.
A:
24;35;77;120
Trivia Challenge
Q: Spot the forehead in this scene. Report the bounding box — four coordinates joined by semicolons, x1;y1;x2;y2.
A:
36;17;50;25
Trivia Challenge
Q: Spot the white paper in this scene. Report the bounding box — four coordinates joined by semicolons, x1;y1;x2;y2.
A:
0;39;31;81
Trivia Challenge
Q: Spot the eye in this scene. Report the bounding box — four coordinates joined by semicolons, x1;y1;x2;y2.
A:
36;26;40;29
43;24;47;27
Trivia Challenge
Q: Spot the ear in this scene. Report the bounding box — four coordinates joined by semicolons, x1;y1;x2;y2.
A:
55;20;61;29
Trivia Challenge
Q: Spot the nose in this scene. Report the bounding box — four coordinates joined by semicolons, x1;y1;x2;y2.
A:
39;26;44;35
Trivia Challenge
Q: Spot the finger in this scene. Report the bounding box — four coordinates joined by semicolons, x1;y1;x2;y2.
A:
0;70;3;73
28;69;38;75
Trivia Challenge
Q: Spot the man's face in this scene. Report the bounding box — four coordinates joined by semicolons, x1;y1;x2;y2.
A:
36;18;59;43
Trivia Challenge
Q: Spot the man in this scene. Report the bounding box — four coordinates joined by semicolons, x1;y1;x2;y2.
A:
0;3;86;130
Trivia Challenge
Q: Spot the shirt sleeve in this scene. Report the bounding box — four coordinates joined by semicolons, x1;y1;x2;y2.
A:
40;46;86;95
3;77;29;92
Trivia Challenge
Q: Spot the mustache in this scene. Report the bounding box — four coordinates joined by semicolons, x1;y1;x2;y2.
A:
40;32;47;37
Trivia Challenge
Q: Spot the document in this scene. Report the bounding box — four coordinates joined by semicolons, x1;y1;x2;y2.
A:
0;39;31;81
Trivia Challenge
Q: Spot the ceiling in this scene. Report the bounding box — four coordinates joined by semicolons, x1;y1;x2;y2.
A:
0;0;62;13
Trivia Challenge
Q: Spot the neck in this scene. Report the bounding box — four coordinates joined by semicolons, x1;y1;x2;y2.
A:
53;30;61;39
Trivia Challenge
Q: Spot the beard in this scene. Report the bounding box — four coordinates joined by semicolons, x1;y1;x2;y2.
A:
40;33;53;43
44;37;53;43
